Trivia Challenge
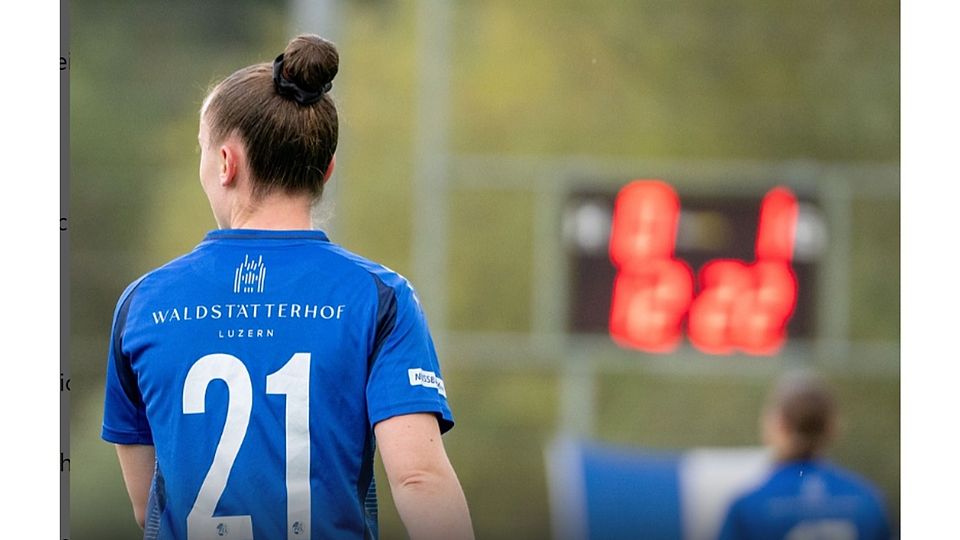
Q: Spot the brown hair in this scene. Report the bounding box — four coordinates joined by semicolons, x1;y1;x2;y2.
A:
203;34;339;199
768;370;837;461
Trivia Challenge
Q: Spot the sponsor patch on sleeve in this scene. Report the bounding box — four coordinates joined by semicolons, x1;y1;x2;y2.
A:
407;368;447;397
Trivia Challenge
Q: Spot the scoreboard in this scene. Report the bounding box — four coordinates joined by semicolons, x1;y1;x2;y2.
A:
564;180;825;356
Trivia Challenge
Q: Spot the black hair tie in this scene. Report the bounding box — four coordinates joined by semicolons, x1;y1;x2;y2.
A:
272;54;331;105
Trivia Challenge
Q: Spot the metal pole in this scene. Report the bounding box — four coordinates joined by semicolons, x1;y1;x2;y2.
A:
412;0;452;341
815;172;853;365
559;354;597;438
531;172;597;436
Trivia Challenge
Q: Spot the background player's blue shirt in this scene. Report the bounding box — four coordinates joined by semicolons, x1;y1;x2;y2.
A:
102;229;454;540
717;460;891;540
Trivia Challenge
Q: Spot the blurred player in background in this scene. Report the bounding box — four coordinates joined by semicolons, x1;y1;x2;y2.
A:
716;370;891;540
100;34;473;540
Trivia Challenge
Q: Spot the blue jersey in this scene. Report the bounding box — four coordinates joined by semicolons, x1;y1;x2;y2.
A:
717;460;891;540
101;229;454;540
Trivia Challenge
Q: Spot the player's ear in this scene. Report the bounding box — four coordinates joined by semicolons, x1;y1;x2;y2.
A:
219;140;243;187
760;407;780;447
322;154;336;184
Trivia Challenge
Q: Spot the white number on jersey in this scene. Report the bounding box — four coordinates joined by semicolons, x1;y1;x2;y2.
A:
183;352;312;540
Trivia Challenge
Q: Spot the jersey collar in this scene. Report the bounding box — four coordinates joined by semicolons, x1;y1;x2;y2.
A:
203;229;330;242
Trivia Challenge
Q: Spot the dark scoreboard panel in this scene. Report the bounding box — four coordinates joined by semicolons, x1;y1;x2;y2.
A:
564;180;823;356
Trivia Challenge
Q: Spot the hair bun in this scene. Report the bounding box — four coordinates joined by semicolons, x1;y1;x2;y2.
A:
280;34;339;94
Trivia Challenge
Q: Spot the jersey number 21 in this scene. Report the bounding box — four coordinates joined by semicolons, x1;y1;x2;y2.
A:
183;352;312;540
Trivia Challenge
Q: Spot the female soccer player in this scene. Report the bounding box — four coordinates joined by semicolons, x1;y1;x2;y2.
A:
101;34;474;540
716;371;891;540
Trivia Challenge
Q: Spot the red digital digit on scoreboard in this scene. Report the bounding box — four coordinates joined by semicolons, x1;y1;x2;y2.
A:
608;180;799;355
608;181;694;352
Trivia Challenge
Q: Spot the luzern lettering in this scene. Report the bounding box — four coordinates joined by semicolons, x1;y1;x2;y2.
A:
151;303;347;324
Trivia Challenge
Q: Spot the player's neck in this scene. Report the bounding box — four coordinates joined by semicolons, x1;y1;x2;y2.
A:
226;192;314;230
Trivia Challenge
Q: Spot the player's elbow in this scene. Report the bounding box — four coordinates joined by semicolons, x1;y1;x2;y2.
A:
392;466;449;494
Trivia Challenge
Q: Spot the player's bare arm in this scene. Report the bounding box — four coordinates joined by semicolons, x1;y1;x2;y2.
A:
116;444;156;529
376;413;474;540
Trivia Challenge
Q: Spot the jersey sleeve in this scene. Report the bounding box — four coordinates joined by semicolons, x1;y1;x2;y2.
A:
365;276;454;433
101;278;154;445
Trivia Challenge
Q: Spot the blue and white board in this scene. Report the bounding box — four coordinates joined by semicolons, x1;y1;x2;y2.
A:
546;438;770;540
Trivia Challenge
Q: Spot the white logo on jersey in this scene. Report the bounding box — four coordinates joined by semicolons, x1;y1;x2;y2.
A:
234;255;266;293
408;368;447;397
